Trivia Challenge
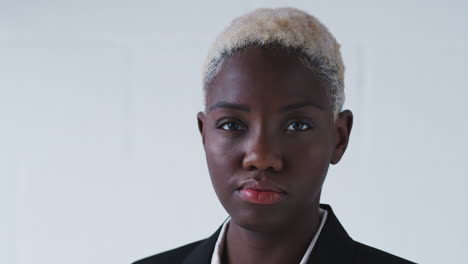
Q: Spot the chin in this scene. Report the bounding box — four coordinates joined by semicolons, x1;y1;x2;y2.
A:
228;205;292;233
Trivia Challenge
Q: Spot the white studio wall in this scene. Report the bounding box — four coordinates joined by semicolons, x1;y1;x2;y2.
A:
0;1;467;263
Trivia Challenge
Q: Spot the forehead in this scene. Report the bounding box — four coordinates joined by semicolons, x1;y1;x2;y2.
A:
206;47;333;112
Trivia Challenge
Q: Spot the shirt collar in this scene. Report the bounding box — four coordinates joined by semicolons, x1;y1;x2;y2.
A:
210;208;328;264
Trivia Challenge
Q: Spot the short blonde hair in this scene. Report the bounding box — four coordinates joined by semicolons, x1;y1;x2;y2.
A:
202;7;345;116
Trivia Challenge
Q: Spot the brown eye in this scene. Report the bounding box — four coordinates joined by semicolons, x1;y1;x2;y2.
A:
286;122;310;131
220;122;241;131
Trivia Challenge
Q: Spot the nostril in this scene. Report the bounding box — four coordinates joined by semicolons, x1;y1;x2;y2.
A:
248;165;257;171
242;144;284;172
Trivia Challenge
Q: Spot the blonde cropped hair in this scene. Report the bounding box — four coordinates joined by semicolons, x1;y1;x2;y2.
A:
202;7;345;116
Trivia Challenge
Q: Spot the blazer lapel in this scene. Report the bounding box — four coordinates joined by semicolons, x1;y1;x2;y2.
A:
182;224;223;264
182;205;355;264
306;204;355;263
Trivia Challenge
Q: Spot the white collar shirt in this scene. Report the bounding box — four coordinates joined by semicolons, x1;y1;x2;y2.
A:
210;208;328;264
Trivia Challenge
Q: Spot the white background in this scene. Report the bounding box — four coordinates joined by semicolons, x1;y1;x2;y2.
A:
1;0;467;263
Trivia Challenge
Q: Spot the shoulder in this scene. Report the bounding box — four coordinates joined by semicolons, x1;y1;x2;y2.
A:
353;241;416;264
132;222;224;264
316;204;416;264
132;239;204;264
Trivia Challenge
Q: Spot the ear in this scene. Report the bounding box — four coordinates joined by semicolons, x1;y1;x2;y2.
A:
331;110;353;164
197;111;206;145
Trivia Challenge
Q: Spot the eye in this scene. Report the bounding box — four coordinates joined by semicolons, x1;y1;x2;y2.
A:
286;122;310;131
218;121;242;131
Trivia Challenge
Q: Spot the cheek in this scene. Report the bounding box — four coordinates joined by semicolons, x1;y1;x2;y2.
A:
204;131;242;193
205;133;240;169
283;135;333;193
304;142;332;170
284;131;333;164
290;148;330;180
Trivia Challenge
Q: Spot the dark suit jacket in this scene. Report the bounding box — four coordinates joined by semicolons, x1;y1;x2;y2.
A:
133;204;416;264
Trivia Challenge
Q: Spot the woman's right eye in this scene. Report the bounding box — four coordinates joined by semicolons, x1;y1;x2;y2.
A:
220;122;241;131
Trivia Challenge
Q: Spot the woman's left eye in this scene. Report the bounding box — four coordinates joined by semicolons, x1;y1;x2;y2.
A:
286;122;310;131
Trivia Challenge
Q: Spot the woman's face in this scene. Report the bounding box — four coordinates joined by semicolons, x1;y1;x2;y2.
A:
197;47;352;232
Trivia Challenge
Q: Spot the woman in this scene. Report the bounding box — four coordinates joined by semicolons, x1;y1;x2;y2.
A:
134;7;415;264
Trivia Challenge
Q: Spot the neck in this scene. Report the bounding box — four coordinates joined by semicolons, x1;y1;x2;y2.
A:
223;205;321;264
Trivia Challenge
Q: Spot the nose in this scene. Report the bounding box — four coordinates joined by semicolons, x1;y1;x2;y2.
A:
242;132;284;172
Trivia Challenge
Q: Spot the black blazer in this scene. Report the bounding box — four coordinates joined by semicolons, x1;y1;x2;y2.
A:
133;204;416;264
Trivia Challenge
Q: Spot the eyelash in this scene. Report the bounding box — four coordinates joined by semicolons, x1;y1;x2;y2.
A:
216;119;245;131
286;121;311;131
215;119;313;132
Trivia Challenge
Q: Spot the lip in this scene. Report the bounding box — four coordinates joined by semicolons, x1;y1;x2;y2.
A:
238;179;286;192
237;179;287;205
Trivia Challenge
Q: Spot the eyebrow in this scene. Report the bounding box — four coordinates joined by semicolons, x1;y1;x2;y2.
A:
279;101;324;112
207;101;324;113
208;101;250;112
